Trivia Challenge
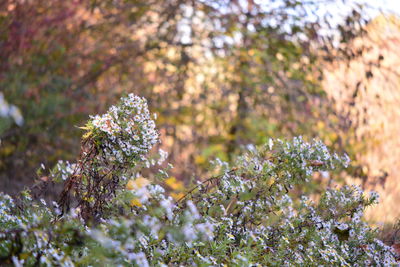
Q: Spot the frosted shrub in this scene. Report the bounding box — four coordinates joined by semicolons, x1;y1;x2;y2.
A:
0;95;398;266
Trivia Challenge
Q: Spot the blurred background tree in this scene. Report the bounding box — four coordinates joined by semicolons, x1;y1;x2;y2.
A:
324;15;400;222
0;0;399;222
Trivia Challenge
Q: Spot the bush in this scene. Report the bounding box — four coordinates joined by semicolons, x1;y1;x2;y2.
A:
0;94;397;266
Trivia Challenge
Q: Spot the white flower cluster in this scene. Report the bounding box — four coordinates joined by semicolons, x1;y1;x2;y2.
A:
1;99;398;266
188;137;398;266
289;186;397;266
0;192;77;266
89;93;159;164
83;179;217;266
0;92;23;126
157;148;168;165
53;160;77;181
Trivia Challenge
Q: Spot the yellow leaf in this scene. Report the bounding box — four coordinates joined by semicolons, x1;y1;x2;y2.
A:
227;234;235;240
130;198;142;207
126;177;150;191
19;253;30;260
83;131;92;139
266;178;275;187
170;192;185;201
165;177;184;191
195;155;206;165
317;121;325;130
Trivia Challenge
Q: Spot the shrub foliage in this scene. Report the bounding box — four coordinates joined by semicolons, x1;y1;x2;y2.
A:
0;94;397;266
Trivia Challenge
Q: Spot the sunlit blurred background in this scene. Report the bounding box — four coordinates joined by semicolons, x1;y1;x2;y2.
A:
0;0;399;225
